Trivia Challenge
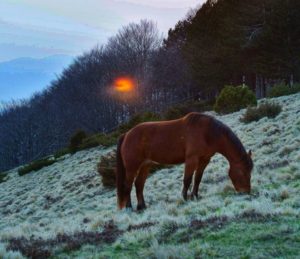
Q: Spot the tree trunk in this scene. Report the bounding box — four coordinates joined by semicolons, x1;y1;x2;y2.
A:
290;74;294;86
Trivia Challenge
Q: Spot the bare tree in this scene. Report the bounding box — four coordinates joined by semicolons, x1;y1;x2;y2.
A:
105;20;162;85
0;20;184;172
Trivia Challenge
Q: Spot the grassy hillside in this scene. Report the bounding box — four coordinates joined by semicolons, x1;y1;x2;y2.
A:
0;93;299;258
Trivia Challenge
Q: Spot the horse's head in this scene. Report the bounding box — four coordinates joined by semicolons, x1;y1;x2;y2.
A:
229;150;253;194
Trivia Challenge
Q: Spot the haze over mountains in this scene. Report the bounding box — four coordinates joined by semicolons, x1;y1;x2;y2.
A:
0;55;73;102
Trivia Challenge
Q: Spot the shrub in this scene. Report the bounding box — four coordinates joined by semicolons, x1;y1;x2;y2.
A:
98;150;171;188
69;130;87;153
18;158;56;176
0;172;8;183
214;85;257;114
79;133;117;150
164;100;214;120
54;147;70;159
267;83;300;98
97;150;116;188
79;134;102;149
240;101;282;123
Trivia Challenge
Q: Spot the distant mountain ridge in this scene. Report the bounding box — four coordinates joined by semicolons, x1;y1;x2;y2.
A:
0;55;74;101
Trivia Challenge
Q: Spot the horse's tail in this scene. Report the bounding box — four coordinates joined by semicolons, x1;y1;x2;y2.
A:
116;134;126;209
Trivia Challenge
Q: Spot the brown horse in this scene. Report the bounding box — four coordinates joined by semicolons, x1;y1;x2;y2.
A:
116;112;253;210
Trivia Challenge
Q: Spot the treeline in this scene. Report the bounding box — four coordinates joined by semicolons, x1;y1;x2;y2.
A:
168;0;300;97
1;0;300;171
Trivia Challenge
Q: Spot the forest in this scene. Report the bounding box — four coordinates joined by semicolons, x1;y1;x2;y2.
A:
1;0;299;171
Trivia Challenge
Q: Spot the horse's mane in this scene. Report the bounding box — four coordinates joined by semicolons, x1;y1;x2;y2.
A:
213;117;253;170
185;112;253;170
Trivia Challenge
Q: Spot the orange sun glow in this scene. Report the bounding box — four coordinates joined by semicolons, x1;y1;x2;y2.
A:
114;77;135;92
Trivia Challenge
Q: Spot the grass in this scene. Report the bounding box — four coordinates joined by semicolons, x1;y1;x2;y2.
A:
6;221;122;258
1;93;300;258
61;215;300;258
18;157;57;176
0;172;8;183
195;216;300;258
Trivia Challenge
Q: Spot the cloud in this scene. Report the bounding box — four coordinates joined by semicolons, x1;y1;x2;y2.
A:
0;0;204;61
0;1;115;60
115;0;201;8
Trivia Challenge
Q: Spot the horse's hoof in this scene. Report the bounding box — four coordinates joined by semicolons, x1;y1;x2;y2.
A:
126;201;132;209
191;193;199;200
125;207;133;212
137;204;146;211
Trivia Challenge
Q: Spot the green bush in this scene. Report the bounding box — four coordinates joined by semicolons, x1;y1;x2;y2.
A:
214;85;257;114
69;130;87;153
77;136;101;150
240;102;282;123
164;100;214;120
18;158;57;176
54;147;70;159
0;172;8;183
267;83;300;98
79;133;117;150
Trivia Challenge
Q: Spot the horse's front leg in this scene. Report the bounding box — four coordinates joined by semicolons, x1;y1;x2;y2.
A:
126;195;132;208
191;159;210;199
182;156;198;200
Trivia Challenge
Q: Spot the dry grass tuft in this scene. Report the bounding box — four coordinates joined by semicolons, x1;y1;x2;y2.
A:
6;221;122;258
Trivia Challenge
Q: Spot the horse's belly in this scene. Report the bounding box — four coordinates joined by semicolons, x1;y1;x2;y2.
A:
151;156;184;165
147;145;185;165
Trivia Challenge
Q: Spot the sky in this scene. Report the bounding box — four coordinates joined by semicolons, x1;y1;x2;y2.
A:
0;0;203;62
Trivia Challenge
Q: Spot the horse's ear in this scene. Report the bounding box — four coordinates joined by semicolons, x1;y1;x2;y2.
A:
248;150;252;157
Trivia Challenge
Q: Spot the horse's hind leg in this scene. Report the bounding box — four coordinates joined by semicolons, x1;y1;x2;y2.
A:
124;174;134;209
123;168;139;209
192;159;210;199
135;163;150;211
182;156;198;200
122;159;143;209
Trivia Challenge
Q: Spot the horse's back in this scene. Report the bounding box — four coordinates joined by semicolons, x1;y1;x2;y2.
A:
122;113;219;165
122;118;187;165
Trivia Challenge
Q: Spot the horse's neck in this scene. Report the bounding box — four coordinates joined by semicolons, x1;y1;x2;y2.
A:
216;134;244;166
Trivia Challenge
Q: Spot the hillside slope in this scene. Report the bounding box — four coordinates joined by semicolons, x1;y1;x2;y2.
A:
0;94;300;258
